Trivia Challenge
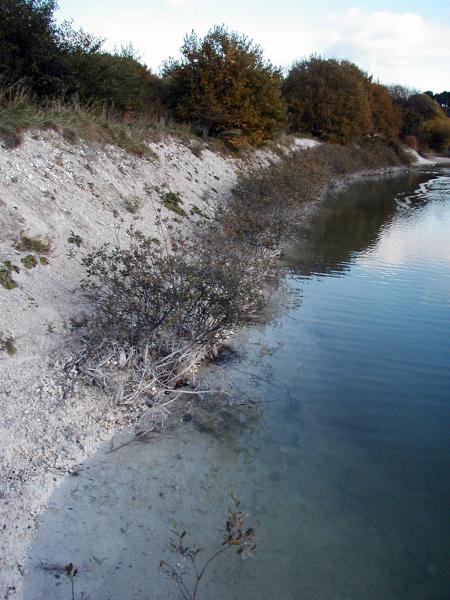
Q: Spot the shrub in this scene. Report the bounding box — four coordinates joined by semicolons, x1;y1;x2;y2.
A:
68;231;83;247
20;254;38;268
162;25;287;145
404;135;419;150
62;45;164;118
0;261;18;289
283;56;372;143
74;221;275;423
124;195;144;214
223;139;411;246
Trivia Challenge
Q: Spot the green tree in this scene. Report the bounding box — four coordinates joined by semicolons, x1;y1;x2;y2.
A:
283;56;372;143
63;45;163;116
162;25;286;145
0;1;162;117
0;0;66;96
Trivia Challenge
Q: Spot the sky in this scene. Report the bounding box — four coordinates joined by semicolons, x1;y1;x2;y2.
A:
55;0;450;91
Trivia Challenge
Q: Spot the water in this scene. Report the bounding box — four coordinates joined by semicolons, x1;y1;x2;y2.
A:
24;168;450;600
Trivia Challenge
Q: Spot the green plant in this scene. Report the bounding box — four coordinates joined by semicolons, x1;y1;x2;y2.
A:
160;191;186;216
0;336;17;355
68;231;83;247
15;232;51;254
124;195;144;214
160;496;256;600
0;83;160;157
0;261;19;289
20;254;38;269
39;255;49;265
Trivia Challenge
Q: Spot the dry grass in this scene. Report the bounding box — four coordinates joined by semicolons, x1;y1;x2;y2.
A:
0;83;199;157
14;231;51;254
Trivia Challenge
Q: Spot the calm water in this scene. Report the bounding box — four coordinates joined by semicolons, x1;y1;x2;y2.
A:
25;168;450;600
220;167;450;600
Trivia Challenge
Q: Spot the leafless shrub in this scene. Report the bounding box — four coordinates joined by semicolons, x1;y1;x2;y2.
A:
160;495;256;600
71;214;278;429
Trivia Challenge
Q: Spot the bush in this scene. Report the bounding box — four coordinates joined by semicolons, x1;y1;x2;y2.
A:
162;25;287;145
75;221;276;420
283;56;372;143
222;139;410;247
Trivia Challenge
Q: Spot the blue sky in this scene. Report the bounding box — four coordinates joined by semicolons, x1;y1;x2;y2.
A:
56;0;450;91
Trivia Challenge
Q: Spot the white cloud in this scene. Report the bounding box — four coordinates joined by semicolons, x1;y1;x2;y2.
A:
321;9;450;91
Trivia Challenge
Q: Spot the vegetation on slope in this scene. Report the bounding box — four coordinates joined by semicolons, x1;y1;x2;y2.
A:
1;1;449;152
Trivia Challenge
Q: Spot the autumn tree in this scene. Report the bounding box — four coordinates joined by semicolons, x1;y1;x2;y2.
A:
389;89;450;152
422;115;450;152
162;25;287;145
368;82;402;141
283;56;372;143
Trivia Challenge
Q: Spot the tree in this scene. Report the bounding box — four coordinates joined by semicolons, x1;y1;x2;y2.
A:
400;93;441;141
434;91;450;116
63;45;163;116
283;56;372;143
422;115;450;152
162;25;287;145
368;82;402;141
0;0;67;96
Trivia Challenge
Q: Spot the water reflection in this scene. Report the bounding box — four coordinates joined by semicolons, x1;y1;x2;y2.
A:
284;171;439;278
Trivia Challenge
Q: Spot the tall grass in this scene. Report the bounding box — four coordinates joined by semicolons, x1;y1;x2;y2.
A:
0;83;196;156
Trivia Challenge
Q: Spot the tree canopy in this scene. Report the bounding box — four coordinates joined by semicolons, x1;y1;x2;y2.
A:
0;0;161;116
162;25;287;145
283;57;372;143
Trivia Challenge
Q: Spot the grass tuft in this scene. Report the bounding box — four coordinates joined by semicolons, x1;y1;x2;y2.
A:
160;191;187;216
15;232;51;254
